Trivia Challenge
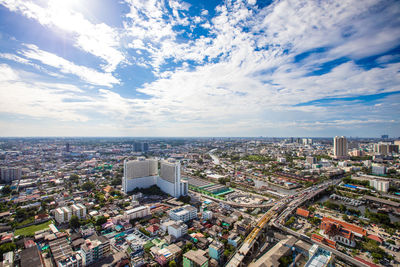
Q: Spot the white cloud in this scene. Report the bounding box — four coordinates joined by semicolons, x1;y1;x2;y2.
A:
0;0;125;72
0;64;19;81
20;44;119;87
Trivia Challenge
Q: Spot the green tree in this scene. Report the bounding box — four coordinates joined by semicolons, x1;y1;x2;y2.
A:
169;260;177;267
82;181;95;191
70;215;80;229
1;185;11;195
95;216;107;226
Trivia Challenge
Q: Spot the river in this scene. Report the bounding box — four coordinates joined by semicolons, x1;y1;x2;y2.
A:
208;149;220;165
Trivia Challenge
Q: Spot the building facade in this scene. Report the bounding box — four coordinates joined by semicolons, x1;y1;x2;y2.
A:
333;136;348;159
80;235;110;266
169;205;197;222
123;206;150;221
71;204;87;219
55;207;72;224
0;167;21;183
123;158;188;198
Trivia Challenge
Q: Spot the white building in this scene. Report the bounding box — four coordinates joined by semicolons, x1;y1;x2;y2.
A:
71;204;87;219
55;207;72;224
169;205;197;222
167;221;188;238
202;210;213;220
370;180;390;192
123;206;150;221
81;235;110;266
123;158;188;198
334;136;348;159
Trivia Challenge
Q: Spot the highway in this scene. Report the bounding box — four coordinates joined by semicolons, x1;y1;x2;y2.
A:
225;180;339;267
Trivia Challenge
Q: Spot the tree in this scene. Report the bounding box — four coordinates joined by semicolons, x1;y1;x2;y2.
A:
70;215;80;229
169;260;177;267
1;185;11;195
82;182;95;191
95;216;107;226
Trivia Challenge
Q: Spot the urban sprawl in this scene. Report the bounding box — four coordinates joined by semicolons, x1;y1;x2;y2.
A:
0;136;400;267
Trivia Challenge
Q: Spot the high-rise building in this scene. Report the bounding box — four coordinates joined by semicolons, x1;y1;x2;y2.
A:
373;143;399;155
0;167;22;183
133;142;149;152
333;136;348;159
123;158;188;198
66;143;70;152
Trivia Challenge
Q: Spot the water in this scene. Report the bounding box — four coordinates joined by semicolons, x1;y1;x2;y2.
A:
254;179;297;196
317;195;400;223
208;149;220;165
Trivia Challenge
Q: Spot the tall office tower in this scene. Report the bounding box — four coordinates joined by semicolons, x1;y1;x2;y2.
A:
333;136;348;159
381;134;389;140
133;142;149;152
66;143;70;152
123;158;188;197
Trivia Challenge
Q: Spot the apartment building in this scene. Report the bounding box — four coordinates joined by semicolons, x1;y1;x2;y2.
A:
55;207;72;224
123;206;150;221
169;205;197;222
167;221;188;238
81;235;110;266
71;204;87;219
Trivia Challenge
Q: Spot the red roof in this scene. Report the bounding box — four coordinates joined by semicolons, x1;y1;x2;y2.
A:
146;225;159;233
322;217;367;236
296;208;310;218
311;233;336;249
367;234;383;244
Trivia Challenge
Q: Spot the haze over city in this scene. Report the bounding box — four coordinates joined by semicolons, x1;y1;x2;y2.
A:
0;0;399;137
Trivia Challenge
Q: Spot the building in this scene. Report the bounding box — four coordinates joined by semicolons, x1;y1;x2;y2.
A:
0;167;21;183
320;217;367;248
320;219;355;247
123;206;150;221
209;241;224;262
306;156;316;165
202;210;213;220
71;204;86;219
20;246;44;267
333;136;348;159
167;221;188;238
296;208;310;218
169;205;197;222
55;207;72;224
372;165;386;175
49;238;82;267
370;179;390;192
374;143;399;155
123;158;188;198
133;142;149;152
80;235;110;266
183;249;208;267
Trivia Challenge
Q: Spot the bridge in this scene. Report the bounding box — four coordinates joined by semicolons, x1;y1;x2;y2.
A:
225;181;337;267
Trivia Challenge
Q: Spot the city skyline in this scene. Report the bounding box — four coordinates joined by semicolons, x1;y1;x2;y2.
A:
0;0;400;137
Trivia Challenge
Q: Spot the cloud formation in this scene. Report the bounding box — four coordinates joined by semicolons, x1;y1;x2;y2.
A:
0;0;399;136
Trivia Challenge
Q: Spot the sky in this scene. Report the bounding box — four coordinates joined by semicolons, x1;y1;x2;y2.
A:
0;0;399;137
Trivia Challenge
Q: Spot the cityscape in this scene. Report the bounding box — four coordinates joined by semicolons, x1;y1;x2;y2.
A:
0;0;400;267
0;137;399;267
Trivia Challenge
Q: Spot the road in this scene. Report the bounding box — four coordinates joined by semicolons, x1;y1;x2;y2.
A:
225;180;345;267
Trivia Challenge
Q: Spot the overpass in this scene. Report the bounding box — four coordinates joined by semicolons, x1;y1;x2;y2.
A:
225;180;337;267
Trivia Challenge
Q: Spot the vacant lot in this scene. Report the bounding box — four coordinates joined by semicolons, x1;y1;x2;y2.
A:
15;220;53;236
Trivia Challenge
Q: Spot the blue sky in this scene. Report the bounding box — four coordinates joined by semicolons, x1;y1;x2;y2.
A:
0;0;399;137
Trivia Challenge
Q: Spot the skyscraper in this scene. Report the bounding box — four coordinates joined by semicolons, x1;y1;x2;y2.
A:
333;136;348;159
